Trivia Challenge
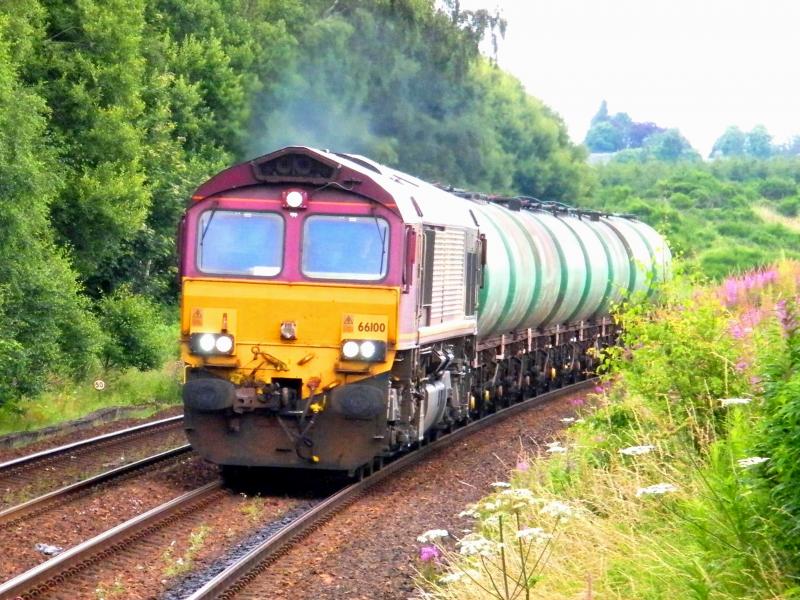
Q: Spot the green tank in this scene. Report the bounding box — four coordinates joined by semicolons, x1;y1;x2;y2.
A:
472;201;671;339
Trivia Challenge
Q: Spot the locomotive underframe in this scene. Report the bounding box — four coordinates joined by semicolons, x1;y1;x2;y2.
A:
182;316;618;476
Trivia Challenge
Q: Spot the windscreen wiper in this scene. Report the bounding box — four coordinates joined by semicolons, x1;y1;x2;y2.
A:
200;200;220;247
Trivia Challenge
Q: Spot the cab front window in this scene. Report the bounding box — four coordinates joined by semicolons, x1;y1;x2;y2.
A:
197;210;283;276
302;215;389;280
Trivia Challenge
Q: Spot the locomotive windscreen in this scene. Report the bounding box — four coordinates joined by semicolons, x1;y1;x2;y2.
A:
197;210;284;276
301;215;389;280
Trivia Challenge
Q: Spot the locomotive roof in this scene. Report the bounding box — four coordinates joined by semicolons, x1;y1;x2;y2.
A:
190;146;478;229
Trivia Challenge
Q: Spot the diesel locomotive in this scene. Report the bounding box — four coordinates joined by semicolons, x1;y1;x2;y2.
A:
179;146;670;475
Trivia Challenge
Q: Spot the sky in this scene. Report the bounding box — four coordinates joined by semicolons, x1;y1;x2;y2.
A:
457;0;800;157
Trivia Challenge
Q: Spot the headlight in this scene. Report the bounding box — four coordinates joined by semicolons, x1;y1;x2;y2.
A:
360;341;376;359
342;341;360;359
198;333;216;353
340;340;386;362
190;332;235;356
215;335;234;353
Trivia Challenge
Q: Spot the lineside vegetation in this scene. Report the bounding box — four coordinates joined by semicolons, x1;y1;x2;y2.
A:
417;261;800;599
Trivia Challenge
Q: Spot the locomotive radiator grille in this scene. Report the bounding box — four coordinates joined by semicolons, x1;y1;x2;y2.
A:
430;228;466;324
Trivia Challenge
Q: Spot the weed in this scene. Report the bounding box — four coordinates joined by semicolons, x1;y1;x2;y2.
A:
239;494;265;524
162;524;212;578
95;576;126;599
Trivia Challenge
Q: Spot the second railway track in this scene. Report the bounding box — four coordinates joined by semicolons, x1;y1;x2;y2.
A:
0;415;186;509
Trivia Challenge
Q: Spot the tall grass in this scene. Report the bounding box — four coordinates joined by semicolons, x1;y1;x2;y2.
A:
419;261;800;599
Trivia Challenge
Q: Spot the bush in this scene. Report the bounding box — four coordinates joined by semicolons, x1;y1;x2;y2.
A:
97;287;174;371
758;176;796;200
753;302;800;570
698;244;769;280
777;195;800;217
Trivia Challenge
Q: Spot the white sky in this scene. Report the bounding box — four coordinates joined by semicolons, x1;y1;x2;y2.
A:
457;0;800;157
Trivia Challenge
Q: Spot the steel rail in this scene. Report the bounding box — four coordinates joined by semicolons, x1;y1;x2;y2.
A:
0;480;223;599
186;378;596;600
0;444;192;530
0;414;184;475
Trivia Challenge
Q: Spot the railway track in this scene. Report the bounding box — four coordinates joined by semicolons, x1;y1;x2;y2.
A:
0;380;591;598
185;379;594;600
0;481;226;599
0;415;185;508
0;444;191;531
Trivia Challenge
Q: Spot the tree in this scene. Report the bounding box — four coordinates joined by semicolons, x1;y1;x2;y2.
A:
585;121;624;153
591;99;609;125
745;125;773;159
643;129;700;162
0;6;101;404
32;0;151;290
585;103;666;152
711;126;746;158
628;121;665;148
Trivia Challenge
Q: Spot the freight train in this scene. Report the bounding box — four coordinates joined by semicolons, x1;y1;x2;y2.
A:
179;146;670;476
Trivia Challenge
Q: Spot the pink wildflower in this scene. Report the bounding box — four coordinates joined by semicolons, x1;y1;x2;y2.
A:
419;545;441;563
515;461;530;472
729;322;745;339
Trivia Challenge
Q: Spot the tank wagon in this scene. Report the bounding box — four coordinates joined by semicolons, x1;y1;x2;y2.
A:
179;146;670;475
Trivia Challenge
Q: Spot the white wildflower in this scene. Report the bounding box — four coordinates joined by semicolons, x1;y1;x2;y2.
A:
417;529;449;543
737;456;769;468
546;444;567;454
458;535;497;557
482;500;501;512
458;508;479;518
540;500;574;519
636;483;678;497
500;488;538;502
516;527;552;541
490;481;512;488
619;445;655;456
559;417;575;423
720;397;751;407
438;572;463;584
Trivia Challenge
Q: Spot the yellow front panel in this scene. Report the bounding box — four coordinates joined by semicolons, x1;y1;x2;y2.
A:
180;278;400;396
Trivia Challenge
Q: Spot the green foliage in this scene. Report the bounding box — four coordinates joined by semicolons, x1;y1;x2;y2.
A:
759;176;797;200
586;157;800;278
698;244;770;280
753;305;800;569
711;124;777;159
97;287;173;370
777;195;800;217
427;266;800;599
0;8;102;405
34;0;151;283
642;129;700;162
584;100;668;154
249;1;589;200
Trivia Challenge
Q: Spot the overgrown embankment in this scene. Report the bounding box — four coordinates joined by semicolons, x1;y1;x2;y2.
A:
418;261;800;599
